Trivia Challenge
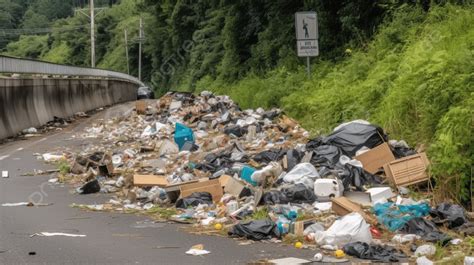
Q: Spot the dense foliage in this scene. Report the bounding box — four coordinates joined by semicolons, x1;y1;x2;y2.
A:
0;0;472;204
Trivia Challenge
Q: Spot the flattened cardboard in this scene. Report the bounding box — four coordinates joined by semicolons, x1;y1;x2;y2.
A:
332;196;362;216
223;176;246;198
331;196;377;225
355;143;395;174
383;152;429;187
179;179;223;202
218;175;232;187
133;174;169;187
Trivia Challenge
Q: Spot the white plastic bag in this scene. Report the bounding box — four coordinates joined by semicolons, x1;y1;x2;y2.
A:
314;212;372;247
282;163;320;189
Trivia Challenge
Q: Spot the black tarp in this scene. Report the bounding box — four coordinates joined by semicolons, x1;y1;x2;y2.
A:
322;122;386;157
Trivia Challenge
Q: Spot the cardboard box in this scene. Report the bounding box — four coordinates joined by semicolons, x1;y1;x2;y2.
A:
133;174;169;187
179;179;223;202
331;196;377;225
136;100;147;114
355;143;395;174
383;152;429;187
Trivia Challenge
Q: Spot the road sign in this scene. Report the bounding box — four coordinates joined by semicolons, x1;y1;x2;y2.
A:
295;12;318;40
295;11;318;77
295;12;318;57
297;40;319;57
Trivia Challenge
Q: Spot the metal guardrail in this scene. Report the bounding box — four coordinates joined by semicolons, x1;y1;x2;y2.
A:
0;55;144;86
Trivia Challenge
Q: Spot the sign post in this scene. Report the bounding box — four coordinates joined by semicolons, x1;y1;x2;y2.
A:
295;11;318;78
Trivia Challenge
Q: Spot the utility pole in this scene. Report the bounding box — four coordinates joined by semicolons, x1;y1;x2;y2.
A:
124;29;129;75
138;17;143;81
90;0;95;68
75;0;106;68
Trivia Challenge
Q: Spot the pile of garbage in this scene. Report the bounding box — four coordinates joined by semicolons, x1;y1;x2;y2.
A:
44;91;473;263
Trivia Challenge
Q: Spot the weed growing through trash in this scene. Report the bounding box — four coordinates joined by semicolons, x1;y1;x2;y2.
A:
56;160;71;175
246;207;269;221
145;206;177;220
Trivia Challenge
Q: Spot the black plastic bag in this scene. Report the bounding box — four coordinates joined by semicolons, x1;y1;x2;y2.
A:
310;145;342;168
338;164;382;191
228;219;280;240
430;203;466;229
323;122;386;157
306;137;324;151
399;217;451;245
392;146;416;158
253;149;287;164
224;125;247;137
175;192;213;209
281;184;317;203
262;110;281;120
343;242;406;262
77;179;101;194
261;191;289;205
286;149;304;171
194;152;235;173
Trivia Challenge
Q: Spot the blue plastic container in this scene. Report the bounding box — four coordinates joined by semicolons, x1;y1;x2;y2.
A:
240;166;257;186
174;123;194;150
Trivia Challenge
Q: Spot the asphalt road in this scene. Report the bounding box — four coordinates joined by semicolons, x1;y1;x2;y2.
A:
0;103;317;265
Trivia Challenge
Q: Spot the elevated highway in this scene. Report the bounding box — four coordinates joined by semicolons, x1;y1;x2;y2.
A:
0;56;142;139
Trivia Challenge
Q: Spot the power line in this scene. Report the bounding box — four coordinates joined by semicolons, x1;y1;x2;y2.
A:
0;25;89;36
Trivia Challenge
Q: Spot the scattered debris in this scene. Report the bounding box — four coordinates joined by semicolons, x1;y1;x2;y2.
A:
2;171;8;178
30;232;86;238
2;202;52;207
36;91;471;263
185;244;210;256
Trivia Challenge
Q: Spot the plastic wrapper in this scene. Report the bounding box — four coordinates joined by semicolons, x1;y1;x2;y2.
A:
343;242;407;262
228;219;280;240
175;192;213;209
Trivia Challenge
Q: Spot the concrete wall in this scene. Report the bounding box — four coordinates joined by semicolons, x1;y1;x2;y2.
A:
0;78;137;139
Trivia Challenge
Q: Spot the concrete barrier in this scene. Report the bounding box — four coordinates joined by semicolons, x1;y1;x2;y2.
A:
0;78;137;139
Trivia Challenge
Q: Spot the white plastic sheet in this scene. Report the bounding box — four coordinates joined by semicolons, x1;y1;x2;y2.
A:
314;212;372;247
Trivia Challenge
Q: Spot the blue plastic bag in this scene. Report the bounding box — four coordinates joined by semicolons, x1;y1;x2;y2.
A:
373;202;430;231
